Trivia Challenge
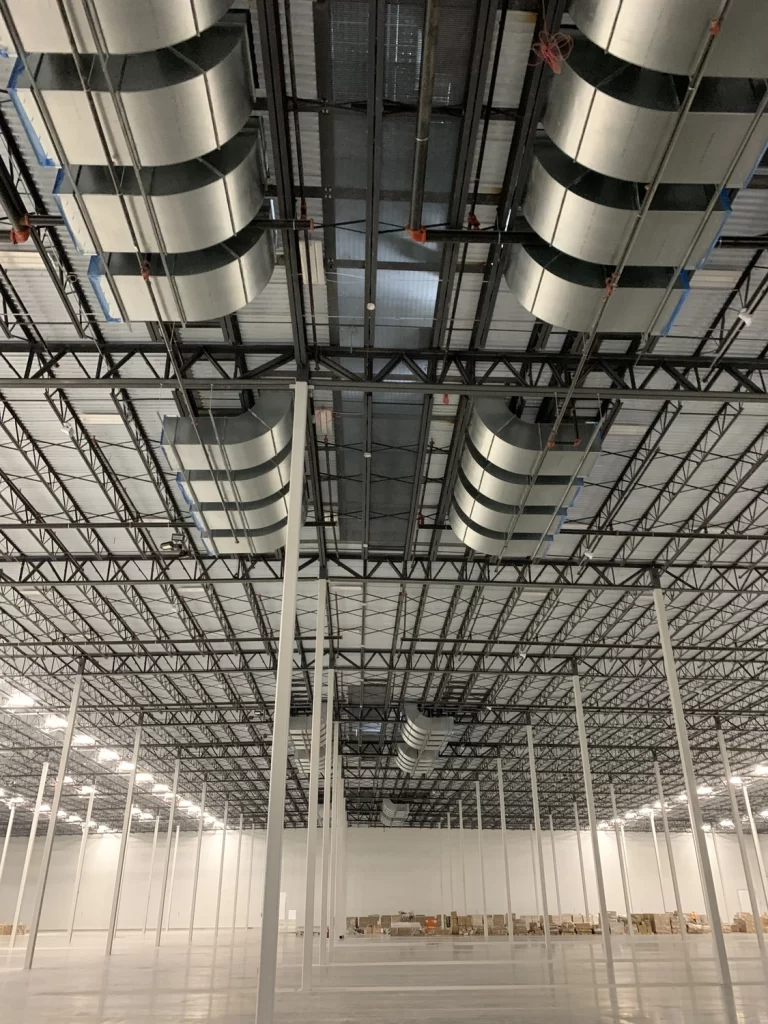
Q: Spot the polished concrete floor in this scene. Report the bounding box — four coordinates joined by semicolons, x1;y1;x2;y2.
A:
0;929;767;1022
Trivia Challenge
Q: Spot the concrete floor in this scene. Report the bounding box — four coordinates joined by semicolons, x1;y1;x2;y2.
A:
0;930;766;1022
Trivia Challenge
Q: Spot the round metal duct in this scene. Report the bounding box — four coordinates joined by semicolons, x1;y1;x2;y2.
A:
0;0;233;54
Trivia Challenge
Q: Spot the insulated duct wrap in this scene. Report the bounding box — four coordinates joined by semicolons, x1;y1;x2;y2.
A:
161;395;298;556
381;798;410;827
396;704;453;777
449;402;600;558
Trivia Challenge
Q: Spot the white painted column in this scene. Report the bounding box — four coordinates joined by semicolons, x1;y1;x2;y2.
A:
231;814;244;935
10;761;49;949
438;821;445;930
712;828;730;922
475;780;489;940
609;783;634;936
154;757;181;947
302;575;327;990
717;729;768;975
25;668;83;969
214;800;230;942
573;801;590;920
254;379;308;1024
0;804;16;892
446;812;454;916
742;784;768;911
246;823;256;930
165;824;181;931
654;587;731;990
318;669;335;966
143;814;160;937
529;824;540;917
67;787;95;942
527;726;550;950
497;759;514;945
650;811;666;910
549;813;562;919
106;726;143;956
329;741;342;956
458;799;468;917
188;782;207;943
572;673;613;969
653;763;686;941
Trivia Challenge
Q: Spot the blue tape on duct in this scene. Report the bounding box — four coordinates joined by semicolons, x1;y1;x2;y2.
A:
659;269;691;337
51;167;90;253
7;58;57;167
87;256;122;323
695;189;733;271
176;474;216;555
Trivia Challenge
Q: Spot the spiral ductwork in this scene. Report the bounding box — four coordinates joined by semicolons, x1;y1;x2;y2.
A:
289;714;327;775
161;395;297;556
570;0;768;78
381;798;410;827
449;402;601;558
396;704;453;777
6;3;274;323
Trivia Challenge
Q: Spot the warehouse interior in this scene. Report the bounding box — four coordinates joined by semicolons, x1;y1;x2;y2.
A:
0;0;768;1021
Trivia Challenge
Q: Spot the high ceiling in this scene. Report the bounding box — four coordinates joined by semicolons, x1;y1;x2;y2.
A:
1;0;768;842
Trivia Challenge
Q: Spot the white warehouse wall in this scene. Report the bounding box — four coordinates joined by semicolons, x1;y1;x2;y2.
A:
0;826;763;931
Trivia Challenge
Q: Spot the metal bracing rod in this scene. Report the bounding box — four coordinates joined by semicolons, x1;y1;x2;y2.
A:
232;814;244;934
302;576;326;990
67;787;95;943
573;801;590;920
458;798;468;917
717;729;768;975
653;588;732;991
105;725;142;956
742;784;768;911
475;781;489;940
24;666;83;968
652;764;686;939
526;726;551;951
650;811;666;911
447;813;454;915
549;812;562;919
188;783;207;943
10;761;48;949
497;759;514;945
143;815;160;938
318;670;335;967
214;801;229;944
572;674;613;969
529;824;540;917
609;783;634;937
166;825;181;932
255;379;309;1024
154;758;181;948
0;804;16;893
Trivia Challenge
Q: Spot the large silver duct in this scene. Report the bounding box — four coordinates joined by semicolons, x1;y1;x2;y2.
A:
289;714;327;776
161;395;297;556
381;798;410;827
0;0;233;55
449;402;601;558
396;704;453;777
570;0;768;78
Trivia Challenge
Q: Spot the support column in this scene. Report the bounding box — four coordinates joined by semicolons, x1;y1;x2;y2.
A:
438;821;445;930
0;804;16;892
25;667;83;969
475;780;489;940
143;814;160;936
165;824;181;932
446;813;454;916
232;814;244;935
246;824;256;930
318;669;335;967
712;828;730;922
572;673;613;970
717;728;768;974
609;783;634;937
188;781;207;943
650;811;666;910
654;587;731;989
653;763;686;941
67;787;95;942
10;761;49;949
497;760;514;946
329;739;341;957
459;799;468;917
527;726;551;950
105;726;143;956
154;757;181;947
549;813;562;919
255;378;308;1024
742;784;768;911
529;825;540;917
214;800;230;942
573;801;590;920
302;575;327;990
